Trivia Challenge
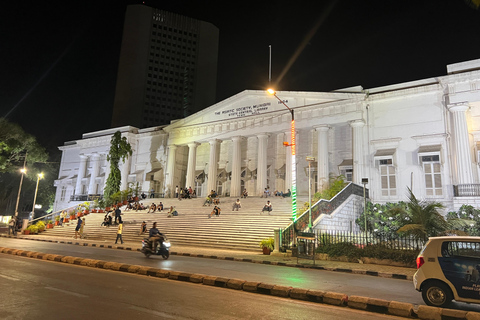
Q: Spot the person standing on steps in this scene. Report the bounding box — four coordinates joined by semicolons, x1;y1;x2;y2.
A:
74;217;82;239
115;205;122;224
79;218;86;239
175;186;179;198
115;222;124;244
261;200;273;215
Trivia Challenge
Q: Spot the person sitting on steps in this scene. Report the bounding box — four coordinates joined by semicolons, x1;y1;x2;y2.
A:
232;199;241;211
261;200;272;214
147;203;156;213
167;206;178;217
242;189;248;198
208;206;221;218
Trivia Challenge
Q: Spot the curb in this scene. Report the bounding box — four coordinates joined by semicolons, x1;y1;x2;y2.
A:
0;234;413;281
1;246;478;319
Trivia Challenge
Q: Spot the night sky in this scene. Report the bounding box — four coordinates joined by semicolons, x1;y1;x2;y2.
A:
1;0;480;156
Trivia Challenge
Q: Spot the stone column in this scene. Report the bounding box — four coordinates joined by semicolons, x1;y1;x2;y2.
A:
230;136;242;197
316;125;330;191
165;145;177;197
88;153;100;194
256;133;268;196
120;155;131;191
449;104;474;184
207;139;220;193
185;142;199;190
350;120;365;184
75;155;88;195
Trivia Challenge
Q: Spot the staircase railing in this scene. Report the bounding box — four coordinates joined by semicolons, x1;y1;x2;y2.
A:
280;182;368;250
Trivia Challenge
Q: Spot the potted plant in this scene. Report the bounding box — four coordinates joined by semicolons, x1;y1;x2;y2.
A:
82;201;90;214
259;238;274;255
55;215;60;226
46;220;54;229
27;225;38;234
36;221;46;232
69;210;76;220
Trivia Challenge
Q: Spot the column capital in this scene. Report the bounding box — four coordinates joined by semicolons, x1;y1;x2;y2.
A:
349;119;365;128
257;133;269;139
209;139;221;145
314;125;331;132
448;103;469;113
231;136;244;142
187;142;200;148
79;154;88;160
167;144;178;150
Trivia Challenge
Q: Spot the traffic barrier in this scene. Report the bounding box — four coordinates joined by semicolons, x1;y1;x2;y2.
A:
388;301;414;318
347;295;368;310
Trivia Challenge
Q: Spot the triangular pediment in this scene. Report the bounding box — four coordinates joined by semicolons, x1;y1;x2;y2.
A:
164;89;361;131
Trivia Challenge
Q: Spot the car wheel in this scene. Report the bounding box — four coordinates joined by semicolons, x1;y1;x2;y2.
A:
422;281;453;307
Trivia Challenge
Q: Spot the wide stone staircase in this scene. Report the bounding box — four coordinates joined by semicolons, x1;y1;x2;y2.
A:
39;196;303;251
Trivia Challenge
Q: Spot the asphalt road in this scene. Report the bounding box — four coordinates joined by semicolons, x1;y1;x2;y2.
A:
2;237;480;312
0;254;407;320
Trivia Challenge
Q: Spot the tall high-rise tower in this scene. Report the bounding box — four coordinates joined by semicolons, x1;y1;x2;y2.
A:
111;4;219;128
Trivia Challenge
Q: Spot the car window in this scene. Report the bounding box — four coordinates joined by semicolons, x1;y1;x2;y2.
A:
442;241;480;258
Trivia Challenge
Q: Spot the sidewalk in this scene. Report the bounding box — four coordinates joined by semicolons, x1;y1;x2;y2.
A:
0;233;416;280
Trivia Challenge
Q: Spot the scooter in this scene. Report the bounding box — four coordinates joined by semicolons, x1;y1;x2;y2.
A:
141;236;171;259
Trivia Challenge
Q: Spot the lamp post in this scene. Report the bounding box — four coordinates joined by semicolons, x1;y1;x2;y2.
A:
14;167;27;217
31;173;44;220
306;156;315;230
267;89;297;223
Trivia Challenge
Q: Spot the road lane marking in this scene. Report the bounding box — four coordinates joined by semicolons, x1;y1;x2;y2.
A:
44;286;88;298
129;305;191;319
0;274;21;281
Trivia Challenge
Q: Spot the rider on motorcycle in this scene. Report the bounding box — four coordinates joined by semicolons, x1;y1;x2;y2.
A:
148;222;164;252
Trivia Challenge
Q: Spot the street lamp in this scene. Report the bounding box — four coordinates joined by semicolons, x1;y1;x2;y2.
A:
31;173;44;220
14;167;27;217
306;156;316;230
267;89;297;222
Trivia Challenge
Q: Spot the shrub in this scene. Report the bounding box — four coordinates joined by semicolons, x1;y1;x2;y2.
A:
27;225;39;234
36;221;46;232
316;242;361;260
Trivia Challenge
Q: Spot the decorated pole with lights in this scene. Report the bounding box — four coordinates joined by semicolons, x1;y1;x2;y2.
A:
267;89;296;222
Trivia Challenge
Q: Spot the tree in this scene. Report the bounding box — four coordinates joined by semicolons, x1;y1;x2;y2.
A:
0;118;48;173
103;131;132;201
392;188;448;241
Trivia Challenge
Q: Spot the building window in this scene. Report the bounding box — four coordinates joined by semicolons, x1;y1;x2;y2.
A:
60;186;67;202
379;159;396;196
422;154;442;196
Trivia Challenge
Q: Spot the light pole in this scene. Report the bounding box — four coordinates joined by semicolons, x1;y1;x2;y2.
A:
267;89;297;223
14;167;27;217
31;173;44;220
306;156;315;230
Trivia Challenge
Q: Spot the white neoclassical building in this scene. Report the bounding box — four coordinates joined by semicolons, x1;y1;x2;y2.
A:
54;58;480;213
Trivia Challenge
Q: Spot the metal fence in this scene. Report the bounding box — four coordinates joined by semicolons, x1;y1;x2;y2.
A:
315;230;426;251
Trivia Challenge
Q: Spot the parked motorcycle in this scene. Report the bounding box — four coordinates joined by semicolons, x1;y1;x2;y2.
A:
141;236;170;259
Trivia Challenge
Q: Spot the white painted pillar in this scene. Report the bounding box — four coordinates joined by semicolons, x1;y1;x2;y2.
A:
165;145;177;197
88;153;100;194
230;136;242;197
75;155;88;195
256;133;268;196
186;142;199;190
316;125;330;191
350;120;365;184
449;104;474;184
207;139;219;193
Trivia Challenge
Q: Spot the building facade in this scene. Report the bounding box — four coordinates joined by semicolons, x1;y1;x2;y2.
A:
111;4;219;129
55;59;480;214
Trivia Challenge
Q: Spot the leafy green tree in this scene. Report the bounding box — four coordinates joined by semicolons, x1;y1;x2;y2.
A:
356;201;408;237
0;118;48;173
446;205;480;236
103;131;132;201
